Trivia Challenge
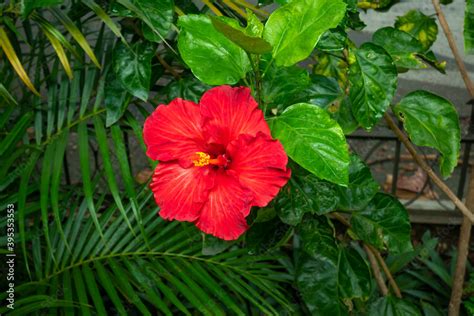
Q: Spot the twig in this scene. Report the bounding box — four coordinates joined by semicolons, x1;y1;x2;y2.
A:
155;53;180;80
363;244;389;296
432;0;474;97
367;244;402;298
332;213;393;296
422;3;473;313
384;113;474;223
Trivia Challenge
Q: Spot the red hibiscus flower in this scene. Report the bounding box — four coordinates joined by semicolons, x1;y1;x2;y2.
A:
143;85;291;240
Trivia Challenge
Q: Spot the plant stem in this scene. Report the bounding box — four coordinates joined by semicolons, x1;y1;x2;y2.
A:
432;0;474;96
363;244;389;296
431;1;474;313
367;244;402;298
384;113;474;222
156;53;180;80
332;212;396;297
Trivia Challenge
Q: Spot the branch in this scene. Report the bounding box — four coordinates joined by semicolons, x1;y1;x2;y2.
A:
332;213;395;297
432;0;474;97
367;244;402;298
156;53;180;80
363;244;389;296
384;113;474;223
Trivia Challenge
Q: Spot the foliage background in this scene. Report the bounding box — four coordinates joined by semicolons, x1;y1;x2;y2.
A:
0;0;473;315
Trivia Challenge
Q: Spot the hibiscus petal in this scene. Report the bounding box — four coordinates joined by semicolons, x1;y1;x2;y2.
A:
151;162;214;221
144;98;206;166
196;171;252;240
200;86;271;146
227;132;291;207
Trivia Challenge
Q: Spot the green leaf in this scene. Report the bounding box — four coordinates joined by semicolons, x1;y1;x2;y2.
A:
245;10;264;37
202;235;233;256
262;63;311;110
357;0;394;9
368;296;422;316
246;218;291;254
263;0;346;66
372;27;426;70
276;170;339;226
395;10;438;51
334;154;379;211
297;217;371;314
177;14;251;85
316;28;347;52
394;90;460;177
113;41;155;101
307;74;344;107
268;103;349;185
210;16;272;54
131;0;174;43
465;0;474;54
313;51;349;89
21;0;63;17
105;70;132;127
348;42;397;129
162;76;211;103
351;193;413;254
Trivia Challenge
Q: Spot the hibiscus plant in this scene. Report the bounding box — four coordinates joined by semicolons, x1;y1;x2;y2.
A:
1;0;473;315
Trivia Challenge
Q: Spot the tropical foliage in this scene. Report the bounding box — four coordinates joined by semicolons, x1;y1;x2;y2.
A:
0;0;473;315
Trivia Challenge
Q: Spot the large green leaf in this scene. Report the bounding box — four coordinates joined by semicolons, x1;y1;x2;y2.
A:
395;10;438;51
465;0;474;54
130;0;174;43
394;90;460;177
210;16;272;54
348;43;397;129
334;154;379;211
262;63;311;110
368;296;422;316
297;217;371;315
105;71;132;127
177;15;251;85
351;193;413;254
306;75;358;134
275;169;339;225
263;0;346;66
113;41;155;101
372;27;426;70
268;103;349;185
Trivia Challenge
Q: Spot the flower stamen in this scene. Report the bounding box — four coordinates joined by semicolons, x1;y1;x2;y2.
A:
193;152;228;167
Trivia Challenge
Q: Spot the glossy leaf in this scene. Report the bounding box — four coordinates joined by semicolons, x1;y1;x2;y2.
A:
316;28;347;52
368;296;422;316
269;103;349;185
394;90;460;177
245;10;264;37
334;154;379;211
276;170;338;225
348;43;397;129
263;0;346;66
395;10;438;51
372;27;426;70
162;76;211;103
246;218;291;254
465;0;474;54
307;74;344;107
105;71;132;127
351;193;413;254
297;217;371;314
178;15;251;85
113;41;155;101
210;16;272;54
313;51;349;89
132;0;174;43
262;63;310;110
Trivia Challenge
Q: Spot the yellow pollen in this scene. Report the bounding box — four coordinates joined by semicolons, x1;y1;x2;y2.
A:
193;152;210;167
